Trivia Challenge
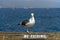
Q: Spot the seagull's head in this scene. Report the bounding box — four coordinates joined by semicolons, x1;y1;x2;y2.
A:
31;13;34;16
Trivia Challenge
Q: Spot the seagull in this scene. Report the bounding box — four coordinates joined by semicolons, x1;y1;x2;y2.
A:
18;13;35;33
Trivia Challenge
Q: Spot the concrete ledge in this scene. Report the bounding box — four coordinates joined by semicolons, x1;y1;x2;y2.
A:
0;32;60;40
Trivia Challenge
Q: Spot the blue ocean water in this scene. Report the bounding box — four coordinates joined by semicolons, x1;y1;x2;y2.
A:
0;8;60;32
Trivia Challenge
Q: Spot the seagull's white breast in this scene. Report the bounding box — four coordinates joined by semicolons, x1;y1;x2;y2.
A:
26;16;35;27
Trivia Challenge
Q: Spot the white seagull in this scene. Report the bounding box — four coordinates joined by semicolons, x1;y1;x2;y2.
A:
18;13;35;33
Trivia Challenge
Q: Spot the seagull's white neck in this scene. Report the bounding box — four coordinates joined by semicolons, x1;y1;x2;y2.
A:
31;13;34;20
31;15;34;20
29;13;35;22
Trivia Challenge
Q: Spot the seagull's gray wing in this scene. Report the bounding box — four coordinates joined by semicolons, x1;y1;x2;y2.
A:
18;20;29;26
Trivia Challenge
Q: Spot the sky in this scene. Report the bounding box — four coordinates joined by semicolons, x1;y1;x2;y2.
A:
0;0;60;8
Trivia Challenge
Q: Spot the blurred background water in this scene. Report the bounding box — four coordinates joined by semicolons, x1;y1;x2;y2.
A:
0;8;60;32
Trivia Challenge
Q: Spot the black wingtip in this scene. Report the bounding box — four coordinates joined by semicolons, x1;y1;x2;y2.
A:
18;23;20;25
